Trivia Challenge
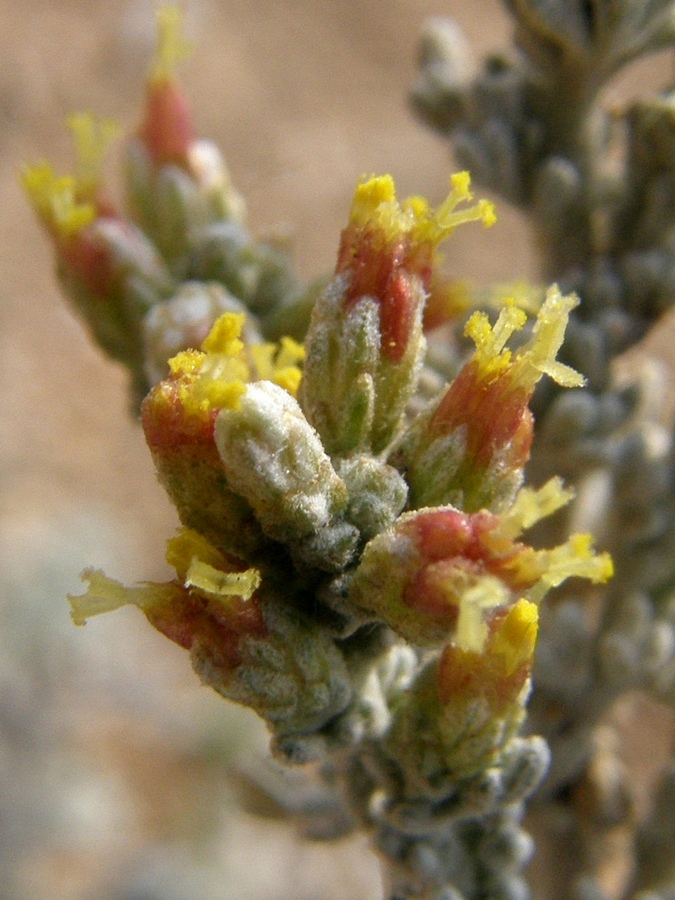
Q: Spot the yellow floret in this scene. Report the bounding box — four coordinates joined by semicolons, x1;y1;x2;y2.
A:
500;477;576;539
169;348;204;377
201;311;246;356
249;335;305;397
455;576;511;653
527;533;614;603
466;285;585;391
167;527;261;601
165;312;304;414
69;569;177;626
67;112;119;201
348;172;496;248
166;527;227;579
21;163;96;239
150;3;192;84
464;300;527;380
491;599;539;675
184;559;261;603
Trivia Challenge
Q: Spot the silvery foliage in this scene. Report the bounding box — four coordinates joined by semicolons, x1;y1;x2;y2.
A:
412;2;675;896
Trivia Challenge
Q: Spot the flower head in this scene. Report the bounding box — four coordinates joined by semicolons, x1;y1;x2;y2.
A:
350;477;612;647
70;527;266;672
384;599;541;786
336;172;494;362
437;599;539;707
301;172;494;455
22;114;171;397
22;112;119;245
396;286;585;512
138;3;195;168
142;312;305;559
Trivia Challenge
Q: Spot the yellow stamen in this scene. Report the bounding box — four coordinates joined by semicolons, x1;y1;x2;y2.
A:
166;312;304;415
185;559;261;602
249;335;305;397
167;527;261;602
348;172;495;247
69;569;178;625
465;286;585;391
491;599;539;675
527;533;614;603
67;112;119;201
165;527;226;580
455;576;510;652
500;477;576;540
21;162;96;239
201;311;246;356
168;348;204;377
150;3;192;84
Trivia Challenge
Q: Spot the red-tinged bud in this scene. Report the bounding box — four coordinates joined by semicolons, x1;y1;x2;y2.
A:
139;77;195;169
138;4;194;168
335;173;494;362
141;331;260;561
394;287;586;513
384;601;539;786
127;5;245;261
436;600;538;711
350;479;612;647
301;173;494;455
350;505;534;646
22;122;174;400
70;529;267;676
145;581;267;671
141;312;305;560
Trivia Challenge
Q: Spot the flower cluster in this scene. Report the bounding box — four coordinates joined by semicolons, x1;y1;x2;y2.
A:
67;164;611;762
25;5;616;895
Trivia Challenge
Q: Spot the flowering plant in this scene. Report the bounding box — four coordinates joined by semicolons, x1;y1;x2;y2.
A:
23;3;675;898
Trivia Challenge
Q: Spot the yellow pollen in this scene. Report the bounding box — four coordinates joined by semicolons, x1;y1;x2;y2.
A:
201;311;246;356
249;334;305;397
165;312;304;414
169;348;203;376
166;528;261;603
525;533;613;604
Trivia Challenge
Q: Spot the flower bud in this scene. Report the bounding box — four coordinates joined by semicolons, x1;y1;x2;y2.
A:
349;478;612;646
335;455;408;540
384;600;540;787
215;381;360;571
301;172;495;455
394;286;585;513
143;281;261;385
142;312;305;560
186;220;304;319
22;114;174;401
202;594;352;747
69;529;352;740
127;4;245;262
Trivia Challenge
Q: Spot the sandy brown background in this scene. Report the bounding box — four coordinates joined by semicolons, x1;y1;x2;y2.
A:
0;2;672;898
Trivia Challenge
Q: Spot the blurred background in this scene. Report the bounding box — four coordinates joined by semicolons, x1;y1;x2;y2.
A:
0;1;672;898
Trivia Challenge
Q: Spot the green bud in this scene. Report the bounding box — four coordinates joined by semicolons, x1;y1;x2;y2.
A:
143;281;262;385
193;594;352;745
336;455;408;540
126;138;245;266
214;381;359;571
